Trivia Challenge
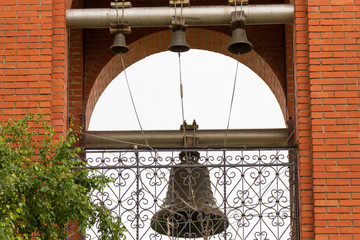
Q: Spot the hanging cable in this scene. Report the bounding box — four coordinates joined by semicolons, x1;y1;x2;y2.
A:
120;55;154;151
224;56;240;146
178;52;187;147
173;2;187;144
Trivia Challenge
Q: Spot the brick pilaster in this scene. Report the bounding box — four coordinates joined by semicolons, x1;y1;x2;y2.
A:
308;0;360;238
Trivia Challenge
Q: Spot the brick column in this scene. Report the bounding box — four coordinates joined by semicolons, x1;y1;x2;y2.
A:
69;29;83;132
307;0;360;239
0;0;68;137
294;0;314;239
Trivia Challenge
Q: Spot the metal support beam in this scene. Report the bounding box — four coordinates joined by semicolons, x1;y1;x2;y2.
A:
66;4;294;29
83;128;289;148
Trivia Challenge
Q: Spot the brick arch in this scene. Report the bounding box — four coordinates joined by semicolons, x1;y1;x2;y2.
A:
85;28;286;129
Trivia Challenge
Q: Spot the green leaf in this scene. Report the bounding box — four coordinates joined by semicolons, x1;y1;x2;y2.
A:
0;114;126;240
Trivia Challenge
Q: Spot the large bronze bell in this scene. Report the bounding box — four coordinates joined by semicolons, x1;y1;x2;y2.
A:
151;151;228;238
228;27;253;55
110;32;130;54
168;29;190;53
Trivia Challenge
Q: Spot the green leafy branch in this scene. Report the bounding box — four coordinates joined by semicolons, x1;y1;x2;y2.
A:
0;114;126;240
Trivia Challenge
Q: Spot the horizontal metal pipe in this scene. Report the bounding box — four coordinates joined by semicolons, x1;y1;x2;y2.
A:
66;4;294;29
84;129;289;148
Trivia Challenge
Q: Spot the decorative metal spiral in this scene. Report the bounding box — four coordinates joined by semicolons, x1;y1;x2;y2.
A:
85;148;297;240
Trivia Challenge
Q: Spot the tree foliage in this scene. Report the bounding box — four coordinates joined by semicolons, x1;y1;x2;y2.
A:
0;115;126;240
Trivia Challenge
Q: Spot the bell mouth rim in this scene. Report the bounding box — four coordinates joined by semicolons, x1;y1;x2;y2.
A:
227;43;253;54
168;46;190;53
150;208;229;237
110;46;130;54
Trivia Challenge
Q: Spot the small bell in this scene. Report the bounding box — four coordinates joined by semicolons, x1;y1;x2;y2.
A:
228;27;253;54
168;29;190;53
110;32;130;54
228;15;253;55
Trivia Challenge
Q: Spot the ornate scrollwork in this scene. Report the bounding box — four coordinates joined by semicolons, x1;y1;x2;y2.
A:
85;148;297;240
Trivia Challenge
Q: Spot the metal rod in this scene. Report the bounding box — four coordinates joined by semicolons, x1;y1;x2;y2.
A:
83;128;289;148
66;4;294;29
72;163;294;170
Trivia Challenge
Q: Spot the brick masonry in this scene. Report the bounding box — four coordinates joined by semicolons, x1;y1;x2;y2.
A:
0;0;69;138
1;0;360;239
306;0;360;239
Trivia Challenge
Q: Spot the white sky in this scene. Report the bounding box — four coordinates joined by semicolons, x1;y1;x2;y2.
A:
89;49;285;131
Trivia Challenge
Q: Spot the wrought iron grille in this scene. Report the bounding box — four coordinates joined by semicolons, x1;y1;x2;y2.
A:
84;147;298;240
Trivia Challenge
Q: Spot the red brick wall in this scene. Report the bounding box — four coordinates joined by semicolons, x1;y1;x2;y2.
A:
293;0;360;239
0;0;68;137
306;0;360;239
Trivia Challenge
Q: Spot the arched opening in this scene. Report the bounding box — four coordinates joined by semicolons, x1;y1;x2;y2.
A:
84;29;287;129
83;44;295;240
88;50;285;131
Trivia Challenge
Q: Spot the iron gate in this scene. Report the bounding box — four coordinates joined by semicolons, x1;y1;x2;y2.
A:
84;147;298;240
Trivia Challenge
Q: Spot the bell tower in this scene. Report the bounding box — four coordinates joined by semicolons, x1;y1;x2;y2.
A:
1;0;360;239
